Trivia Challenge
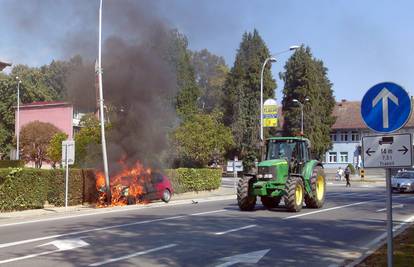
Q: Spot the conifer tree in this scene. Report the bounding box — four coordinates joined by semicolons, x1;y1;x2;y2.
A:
223;29;276;170
280;46;336;159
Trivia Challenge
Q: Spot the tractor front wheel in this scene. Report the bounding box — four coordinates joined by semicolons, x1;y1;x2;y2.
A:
305;165;326;208
261;196;281;209
284;176;304;212
237;175;257;211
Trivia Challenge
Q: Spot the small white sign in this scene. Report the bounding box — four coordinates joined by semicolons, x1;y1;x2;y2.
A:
227;161;243;172
62;140;75;166
362;133;412;168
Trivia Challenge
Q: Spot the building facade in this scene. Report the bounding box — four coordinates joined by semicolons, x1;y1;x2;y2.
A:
323;100;414;169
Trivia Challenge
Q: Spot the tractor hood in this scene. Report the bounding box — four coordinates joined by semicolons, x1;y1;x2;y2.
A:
258;159;288;167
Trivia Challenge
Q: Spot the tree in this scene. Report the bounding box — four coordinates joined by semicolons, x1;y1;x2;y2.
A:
46;132;68;168
190;49;229;112
163;30;201;118
222;29;276;170
74;114;102;168
280;46;336;159
19;121;62;168
173;112;234;167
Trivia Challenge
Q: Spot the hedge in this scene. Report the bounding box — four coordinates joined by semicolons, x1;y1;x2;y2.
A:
0;168;98;212
166;168;221;194
0;160;25;168
0;167;221;212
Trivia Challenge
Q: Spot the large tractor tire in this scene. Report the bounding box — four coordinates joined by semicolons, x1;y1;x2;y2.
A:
305;165;326;209
284;176;304;212
237;175;257;211
261;196;281;209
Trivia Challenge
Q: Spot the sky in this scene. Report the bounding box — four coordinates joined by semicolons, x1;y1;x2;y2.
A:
1;0;413;103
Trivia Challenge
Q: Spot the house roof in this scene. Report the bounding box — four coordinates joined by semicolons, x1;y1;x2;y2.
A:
277;99;414;130
0;61;11;71
19;101;72;109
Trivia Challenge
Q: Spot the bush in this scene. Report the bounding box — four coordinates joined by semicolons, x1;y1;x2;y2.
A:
166;168;221;194
347;163;356;175
0;160;25;168
0;168;98;212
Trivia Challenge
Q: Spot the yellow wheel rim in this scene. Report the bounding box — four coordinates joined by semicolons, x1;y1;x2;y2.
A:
316;175;325;201
295;183;303;206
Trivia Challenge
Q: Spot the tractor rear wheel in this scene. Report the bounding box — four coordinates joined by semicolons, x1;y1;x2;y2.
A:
261;196;281;209
237;175;257;211
305;165;326;208
284;176;304;212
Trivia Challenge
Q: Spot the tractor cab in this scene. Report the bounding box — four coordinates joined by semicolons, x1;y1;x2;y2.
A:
265;137;311;174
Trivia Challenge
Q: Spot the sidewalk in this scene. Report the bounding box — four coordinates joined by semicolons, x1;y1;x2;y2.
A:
0;187;236;225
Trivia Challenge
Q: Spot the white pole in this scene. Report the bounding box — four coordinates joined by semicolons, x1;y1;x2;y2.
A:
16;79;20;160
98;0;111;200
300;102;304;135
65;144;69;210
386;168;394;266
260;59;267;142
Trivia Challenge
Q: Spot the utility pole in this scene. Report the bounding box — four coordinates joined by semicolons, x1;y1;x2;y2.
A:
98;0;111;202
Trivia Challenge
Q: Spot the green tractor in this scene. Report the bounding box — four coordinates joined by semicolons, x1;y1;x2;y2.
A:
237;137;326;212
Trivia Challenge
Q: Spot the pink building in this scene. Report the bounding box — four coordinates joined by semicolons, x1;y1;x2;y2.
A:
15;101;74;139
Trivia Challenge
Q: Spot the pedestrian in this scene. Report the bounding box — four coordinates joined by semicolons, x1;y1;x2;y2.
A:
345;166;351;187
336;167;344;181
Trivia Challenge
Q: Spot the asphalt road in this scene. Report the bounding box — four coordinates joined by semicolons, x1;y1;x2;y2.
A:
0;182;413;267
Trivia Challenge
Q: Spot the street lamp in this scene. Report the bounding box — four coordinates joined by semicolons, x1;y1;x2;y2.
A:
292;98;309;135
16;76;21;160
260;45;299;142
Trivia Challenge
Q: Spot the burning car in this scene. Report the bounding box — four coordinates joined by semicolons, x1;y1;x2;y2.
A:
96;161;174;206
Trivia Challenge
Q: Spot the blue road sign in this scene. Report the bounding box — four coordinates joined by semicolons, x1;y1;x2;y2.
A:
361;82;411;133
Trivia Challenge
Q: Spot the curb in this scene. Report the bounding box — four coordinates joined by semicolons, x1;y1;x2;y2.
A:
344;216;414;267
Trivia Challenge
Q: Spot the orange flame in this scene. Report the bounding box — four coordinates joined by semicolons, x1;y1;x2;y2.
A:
95;159;153;207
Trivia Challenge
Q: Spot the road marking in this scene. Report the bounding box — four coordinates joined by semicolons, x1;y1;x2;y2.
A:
284;200;376;220
215;249;269;267
363;214;414;250
214;225;256;235
0;196;235;228
0;215;185;249
191;210;226;216
0;238;89;265
376;204;404;212
88;244;177;266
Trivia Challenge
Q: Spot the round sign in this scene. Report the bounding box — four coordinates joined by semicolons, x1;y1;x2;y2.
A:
361;82;411;133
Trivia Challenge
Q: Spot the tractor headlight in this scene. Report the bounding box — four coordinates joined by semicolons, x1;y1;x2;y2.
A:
257;166;276;180
257;174;263;179
264;174;273;179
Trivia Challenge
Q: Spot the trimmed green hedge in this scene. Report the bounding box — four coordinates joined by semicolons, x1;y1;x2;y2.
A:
0;168;98;212
166;168;221;194
0;160;25;168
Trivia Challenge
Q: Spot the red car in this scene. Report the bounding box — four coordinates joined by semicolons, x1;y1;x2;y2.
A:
124;172;173;204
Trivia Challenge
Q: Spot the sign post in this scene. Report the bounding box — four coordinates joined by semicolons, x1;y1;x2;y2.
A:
62;140;75;210
361;82;412;267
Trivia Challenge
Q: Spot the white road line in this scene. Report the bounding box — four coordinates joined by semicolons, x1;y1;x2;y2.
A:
191;210;226;216
284;200;376;220
0;208;227;249
363;215;414;249
376;204;404;212
88;244;177;266
214;225;257;235
0;215;187;249
0;196;235;228
0;249;59;265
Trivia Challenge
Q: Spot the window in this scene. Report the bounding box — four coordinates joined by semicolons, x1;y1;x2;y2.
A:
330;133;337;142
340;152;348;162
340;132;348;142
351;131;360;141
328;152;337;163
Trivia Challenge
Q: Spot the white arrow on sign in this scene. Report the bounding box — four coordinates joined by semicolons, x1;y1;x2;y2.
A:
0;238;89;264
372;88;399;128
215;249;270;267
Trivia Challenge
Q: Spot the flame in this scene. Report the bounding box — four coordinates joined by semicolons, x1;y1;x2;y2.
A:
95;159;153;207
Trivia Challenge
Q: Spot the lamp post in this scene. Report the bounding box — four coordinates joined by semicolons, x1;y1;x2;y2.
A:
260;45;299;142
16;77;21;160
293;98;309;135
